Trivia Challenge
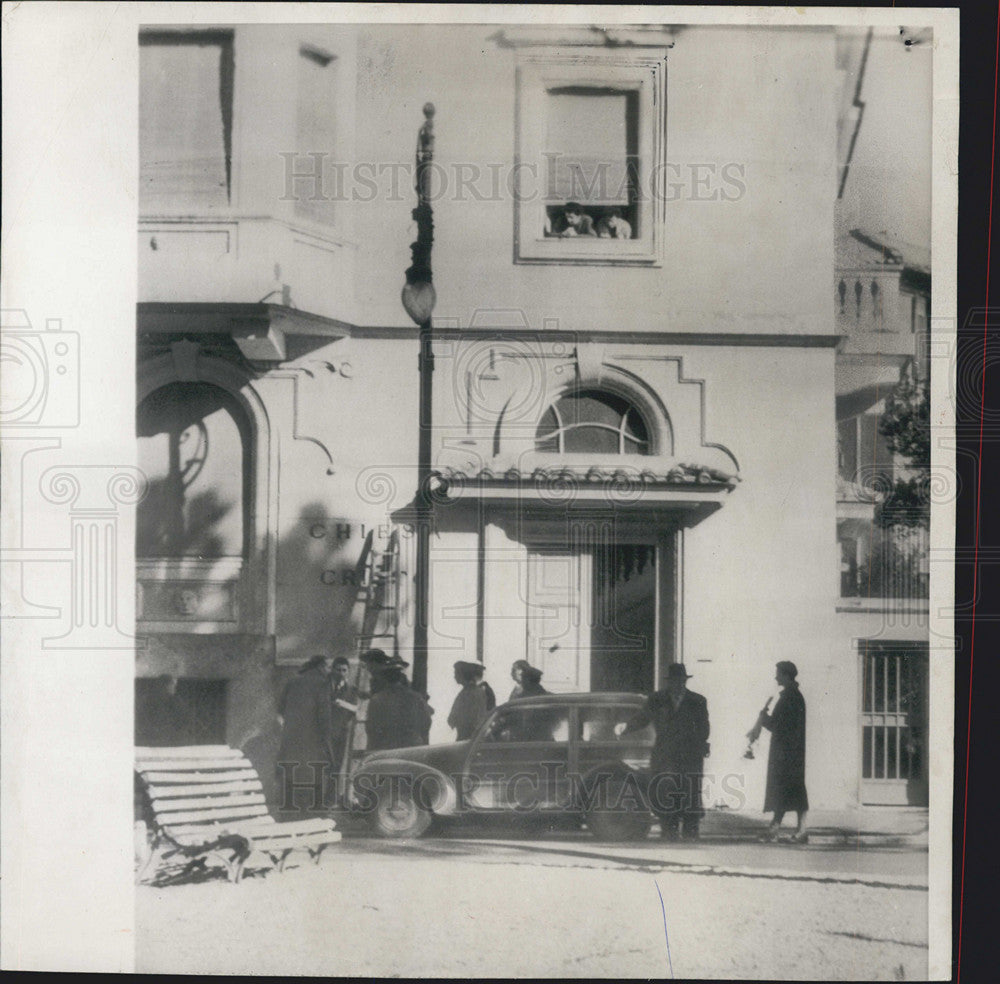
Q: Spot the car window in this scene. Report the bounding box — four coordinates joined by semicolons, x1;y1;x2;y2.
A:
483;706;569;743
579;704;654;742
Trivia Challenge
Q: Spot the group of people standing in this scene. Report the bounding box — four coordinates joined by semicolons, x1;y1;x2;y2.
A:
275;648;432;812
278;651;552;800
446;658;548;740
275;648;809;842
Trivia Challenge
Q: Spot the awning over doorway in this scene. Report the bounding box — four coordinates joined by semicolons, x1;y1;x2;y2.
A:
429;461;739;523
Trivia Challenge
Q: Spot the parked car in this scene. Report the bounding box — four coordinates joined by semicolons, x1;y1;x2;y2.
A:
351;692;655;840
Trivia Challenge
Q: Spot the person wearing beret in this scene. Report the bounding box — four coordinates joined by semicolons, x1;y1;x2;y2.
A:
618;664;710;841
447;661;490;741
754;660;810;844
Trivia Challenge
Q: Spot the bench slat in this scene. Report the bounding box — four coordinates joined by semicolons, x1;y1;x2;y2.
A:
226;817;334;836
147;780;262;799
151;792;266;813
248;831;341;853
169;819;337;847
136;746;241;759
167;817;276;840
161;804;269;826
141;768;259;784
137;757;253;772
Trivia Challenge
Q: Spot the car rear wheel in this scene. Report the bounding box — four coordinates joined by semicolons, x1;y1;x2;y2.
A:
585;776;652;842
370;779;432;839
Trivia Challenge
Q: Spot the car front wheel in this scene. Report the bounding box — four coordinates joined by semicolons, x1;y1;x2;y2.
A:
370;779;432;839
585;776;652;842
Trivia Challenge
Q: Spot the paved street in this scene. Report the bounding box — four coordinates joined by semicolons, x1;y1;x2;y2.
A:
137;822;929;980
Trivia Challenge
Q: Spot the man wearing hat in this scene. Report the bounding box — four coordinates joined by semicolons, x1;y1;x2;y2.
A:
448;661;490;741
365;661;432;752
618;664;710;841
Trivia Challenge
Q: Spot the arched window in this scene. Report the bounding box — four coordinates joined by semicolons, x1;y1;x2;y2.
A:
535;389;650;454
137;381;250;558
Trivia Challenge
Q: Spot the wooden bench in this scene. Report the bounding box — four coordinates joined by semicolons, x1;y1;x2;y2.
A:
135;745;341;885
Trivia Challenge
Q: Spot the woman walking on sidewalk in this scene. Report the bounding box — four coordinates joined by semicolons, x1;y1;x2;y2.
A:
752;660;809;843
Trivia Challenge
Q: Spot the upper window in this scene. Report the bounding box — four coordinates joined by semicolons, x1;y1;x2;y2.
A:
139;31;234;211
837;413;893;494
516;51;666;265
543;88;639;239
536;390;650;455
294;45;338;225
137;382;250;558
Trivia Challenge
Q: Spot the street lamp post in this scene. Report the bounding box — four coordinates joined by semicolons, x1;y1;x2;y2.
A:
401;103;436;696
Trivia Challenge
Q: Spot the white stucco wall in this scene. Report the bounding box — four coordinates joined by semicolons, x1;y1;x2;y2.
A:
352;24;837;336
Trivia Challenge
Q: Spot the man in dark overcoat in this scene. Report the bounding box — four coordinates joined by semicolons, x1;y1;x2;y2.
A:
277;654;336;816
365;667;433;751
754;660;809;843
620;664;710;840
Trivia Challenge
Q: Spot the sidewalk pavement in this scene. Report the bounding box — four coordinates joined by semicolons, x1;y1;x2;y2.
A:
329;805;929;848
700;806;929;848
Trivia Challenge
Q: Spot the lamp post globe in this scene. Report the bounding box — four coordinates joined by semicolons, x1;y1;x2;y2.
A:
401;280;437;326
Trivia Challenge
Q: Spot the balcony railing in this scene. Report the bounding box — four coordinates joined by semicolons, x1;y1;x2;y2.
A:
840;523;929;602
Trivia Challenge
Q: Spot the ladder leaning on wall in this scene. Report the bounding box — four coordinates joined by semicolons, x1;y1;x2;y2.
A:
356;526;400;661
344;528;401;771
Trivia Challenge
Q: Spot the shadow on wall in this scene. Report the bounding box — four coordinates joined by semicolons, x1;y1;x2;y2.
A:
137;484;229;558
240;502;375;806
136;499;373;808
273;500;370;661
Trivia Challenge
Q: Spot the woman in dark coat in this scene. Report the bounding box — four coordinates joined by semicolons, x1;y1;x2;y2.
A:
448;661;490;741
755;660;809;843
512;664;548;699
508;660;533;701
276;655;336;816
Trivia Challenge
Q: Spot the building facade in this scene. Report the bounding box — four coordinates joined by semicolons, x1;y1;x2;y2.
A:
135;23;928;812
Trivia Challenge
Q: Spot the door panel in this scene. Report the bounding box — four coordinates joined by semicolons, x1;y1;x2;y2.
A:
526;549;591;692
590;543;657;693
575;702;654;778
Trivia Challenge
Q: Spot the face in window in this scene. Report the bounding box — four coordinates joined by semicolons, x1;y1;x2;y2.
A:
597;207;632;240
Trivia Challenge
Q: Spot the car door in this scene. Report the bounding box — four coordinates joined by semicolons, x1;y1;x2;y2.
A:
464;704;572;812
574;701;654;782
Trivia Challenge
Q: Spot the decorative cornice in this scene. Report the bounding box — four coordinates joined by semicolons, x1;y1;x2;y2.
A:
490;26;677;49
348;326;843;348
